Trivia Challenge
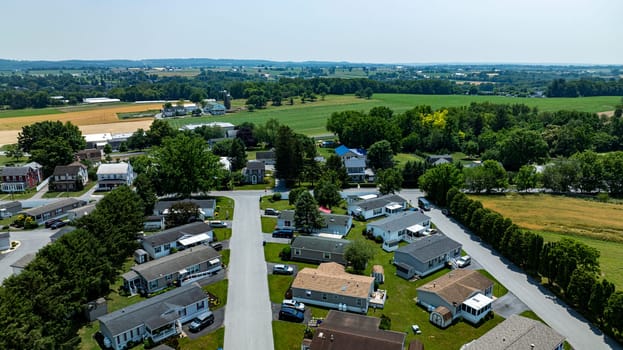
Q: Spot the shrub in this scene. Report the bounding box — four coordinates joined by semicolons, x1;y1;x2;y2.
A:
279;246;291;261
379;314;391;330
304;327;314;339
374;235;384;244
272;192;282;201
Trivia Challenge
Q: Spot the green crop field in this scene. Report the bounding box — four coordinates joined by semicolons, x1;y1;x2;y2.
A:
166;94;621;136
0;108;64;118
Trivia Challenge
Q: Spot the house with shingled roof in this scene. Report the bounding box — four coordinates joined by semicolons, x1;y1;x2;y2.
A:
393;234;462;279
460;314;564;350
308;310;406;350
291;262;375;314
347;194;408;220
366;210;431;251
417;269;494;328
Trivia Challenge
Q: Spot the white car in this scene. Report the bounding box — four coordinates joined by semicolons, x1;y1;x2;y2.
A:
456;255;471;268
273;264;294;275
209;220;228;228
282;299;305;311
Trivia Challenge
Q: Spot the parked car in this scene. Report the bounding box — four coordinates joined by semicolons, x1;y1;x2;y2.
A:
209;220;227;228
273;264;294;275
282;299;305;311
188;311;215;332
264;208;280;216
456;255;471;268
272;228;294;238
279;307;304;322
45;218;62;228
210;242;223;251
50;220;67;229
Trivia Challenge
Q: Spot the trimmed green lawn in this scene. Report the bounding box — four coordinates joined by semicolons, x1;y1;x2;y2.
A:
220;249;230;267
213;228;232;241
42;182;96;198
477;269;509;298
268;274;295;303
272;321;307;350
394;152;424;168
261;217;277;233
0;107;63;118
235;178;274;190
202;279;228;310
0;189;37;201
214;196;234;220
179;327;225;350
260;197;294;211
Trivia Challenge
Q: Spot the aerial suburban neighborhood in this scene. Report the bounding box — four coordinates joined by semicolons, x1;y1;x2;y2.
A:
0;3;622;349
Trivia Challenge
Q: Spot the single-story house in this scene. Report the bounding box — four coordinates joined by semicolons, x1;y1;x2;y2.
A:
1;162;43;193
460;314;565;350
394;234;462;279
417;269;494;328
20;198;87;224
75;149;103;164
347;194;408;220
290;236;351;265
96;162;135;191
0;201;22;218
203;102;227;115
11;253;35;275
366;211;431;251
98;282;208;350
255;150;275;165
278;210;352;236
122;244;221;295
241;160;265;184
144;215;166;232
0;232;10;251
308;310;406;350
153;199;216;221
426;154;453;166
141;221;214;260
66;203;97;221
291;262;375;314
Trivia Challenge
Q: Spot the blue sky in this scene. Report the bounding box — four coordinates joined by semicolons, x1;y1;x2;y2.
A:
2;0;621;64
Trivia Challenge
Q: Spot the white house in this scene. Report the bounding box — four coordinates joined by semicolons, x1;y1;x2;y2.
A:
141;221;214;260
347;194;408;220
366;211;431;251
96;162;134;191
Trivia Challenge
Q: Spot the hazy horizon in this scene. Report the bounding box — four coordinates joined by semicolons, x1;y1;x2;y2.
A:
2;0;621;65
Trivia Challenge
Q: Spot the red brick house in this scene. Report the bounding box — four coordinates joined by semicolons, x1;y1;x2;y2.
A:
1;162;44;193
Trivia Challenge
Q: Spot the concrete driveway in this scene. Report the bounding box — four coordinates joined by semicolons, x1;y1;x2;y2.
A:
183;307;226;340
397;189;622;350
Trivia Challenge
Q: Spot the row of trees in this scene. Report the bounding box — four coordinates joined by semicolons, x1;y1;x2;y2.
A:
442;186;623;336
547;78;623;97
0;187;145;348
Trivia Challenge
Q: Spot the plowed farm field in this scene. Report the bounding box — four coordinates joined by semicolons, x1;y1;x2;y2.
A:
0;103;160;145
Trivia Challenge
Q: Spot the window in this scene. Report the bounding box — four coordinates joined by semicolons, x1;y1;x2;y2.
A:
165;274;173;281
322;293;328;300
294;249;301;256
306;291;312;297
129;330;133;338
285;220;291;227
155;246;162;253
373;208;382;215
188;264;201;274
164;243;171;250
323;252;331;260
356;299;361;305
197;300;205;310
117;336;120;345
149;280;158;290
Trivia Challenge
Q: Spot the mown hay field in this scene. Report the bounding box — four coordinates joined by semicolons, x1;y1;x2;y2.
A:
473;193;623;288
472;193;623;242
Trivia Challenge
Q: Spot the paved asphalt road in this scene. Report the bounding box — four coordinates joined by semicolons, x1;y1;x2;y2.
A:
397;189;622;350
217;190;275;350
0;227;54;282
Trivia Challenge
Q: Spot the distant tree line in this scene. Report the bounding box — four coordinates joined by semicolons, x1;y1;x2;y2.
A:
443;187;623;338
547;78;623;97
0;187;145;348
327;102;623;172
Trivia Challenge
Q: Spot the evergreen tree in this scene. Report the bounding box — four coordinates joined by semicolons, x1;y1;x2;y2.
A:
294;191;323;233
229;138;248;171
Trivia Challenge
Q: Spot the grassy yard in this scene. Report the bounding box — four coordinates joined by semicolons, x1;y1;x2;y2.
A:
42;182;96;198
394;152;424;168
202;279;228;310
261;216;277;233
0;189;37;201
260;197;294;211
220;249;230;267
272;321;307;350
214;196;234;220
235;178;274;190
178;327;225;349
213;228;232;242
0;107;63;118
268;274;294;303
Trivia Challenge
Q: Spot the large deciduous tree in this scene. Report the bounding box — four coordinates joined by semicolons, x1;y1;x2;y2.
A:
18;120;85;153
344;240;375;273
151;133;219;197
418;163;464;205
497;128;548;171
30;137;75;177
314;178;342;208
376;168;403;195
367;140;394;171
